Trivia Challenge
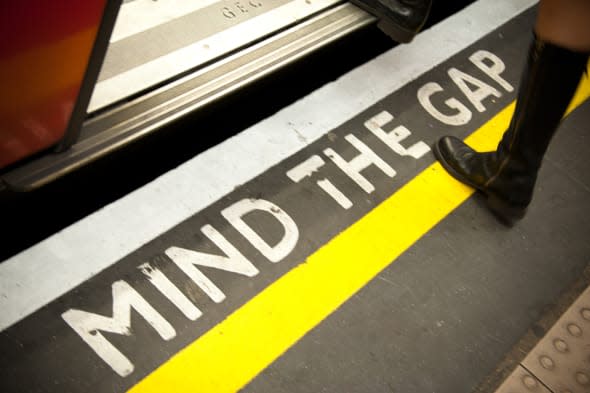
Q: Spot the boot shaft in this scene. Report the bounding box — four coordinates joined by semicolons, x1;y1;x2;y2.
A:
497;35;589;172
434;36;588;223
486;35;588;207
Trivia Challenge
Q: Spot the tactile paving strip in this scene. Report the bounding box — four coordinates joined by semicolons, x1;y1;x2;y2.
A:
521;285;590;393
495;365;551;393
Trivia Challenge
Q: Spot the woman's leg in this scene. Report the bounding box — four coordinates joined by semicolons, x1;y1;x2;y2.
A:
432;0;590;225
536;0;590;51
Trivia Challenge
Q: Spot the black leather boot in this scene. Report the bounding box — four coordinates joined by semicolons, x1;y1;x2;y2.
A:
433;35;589;225
350;0;432;43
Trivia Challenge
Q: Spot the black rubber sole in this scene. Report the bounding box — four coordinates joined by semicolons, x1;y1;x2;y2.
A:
349;0;416;43
432;140;527;226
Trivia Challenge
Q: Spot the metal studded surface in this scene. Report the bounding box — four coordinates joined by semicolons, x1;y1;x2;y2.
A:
495;366;551;393
520;286;590;393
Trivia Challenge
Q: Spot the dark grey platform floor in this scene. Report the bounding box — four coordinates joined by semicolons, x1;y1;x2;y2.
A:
243;98;590;393
2;4;588;392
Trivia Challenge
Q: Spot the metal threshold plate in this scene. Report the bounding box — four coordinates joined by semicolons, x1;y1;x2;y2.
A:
89;0;344;113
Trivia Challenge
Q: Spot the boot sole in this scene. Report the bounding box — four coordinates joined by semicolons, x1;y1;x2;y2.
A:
349;0;416;43
432;140;526;226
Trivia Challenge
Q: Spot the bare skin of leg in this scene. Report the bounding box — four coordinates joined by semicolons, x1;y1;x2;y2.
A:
536;0;590;51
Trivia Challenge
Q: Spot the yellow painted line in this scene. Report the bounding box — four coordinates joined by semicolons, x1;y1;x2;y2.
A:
129;75;590;393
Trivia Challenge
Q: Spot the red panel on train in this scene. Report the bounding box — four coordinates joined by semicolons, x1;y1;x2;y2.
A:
0;1;107;168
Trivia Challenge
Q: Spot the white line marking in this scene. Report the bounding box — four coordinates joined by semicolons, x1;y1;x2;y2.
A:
110;0;219;43
0;0;537;332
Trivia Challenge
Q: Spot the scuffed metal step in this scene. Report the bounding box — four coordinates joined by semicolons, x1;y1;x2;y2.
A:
89;0;345;112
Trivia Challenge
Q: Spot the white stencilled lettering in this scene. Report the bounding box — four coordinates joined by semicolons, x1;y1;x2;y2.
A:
324;134;396;194
62;281;175;377
418;82;473;126
65;199;297;376
448;67;502;112
364;111;430;159
166;223;260;303
418;49;513;125
222;198;299;263
286;155;353;209
139;263;202;320
469;50;514;92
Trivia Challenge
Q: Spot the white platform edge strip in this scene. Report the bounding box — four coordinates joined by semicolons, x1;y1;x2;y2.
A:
0;0;537;332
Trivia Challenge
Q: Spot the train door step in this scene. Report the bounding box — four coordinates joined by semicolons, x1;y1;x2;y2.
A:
88;0;359;113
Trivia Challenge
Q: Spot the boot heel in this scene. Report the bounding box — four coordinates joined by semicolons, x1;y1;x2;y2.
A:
349;0;422;43
486;194;527;226
376;19;415;43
